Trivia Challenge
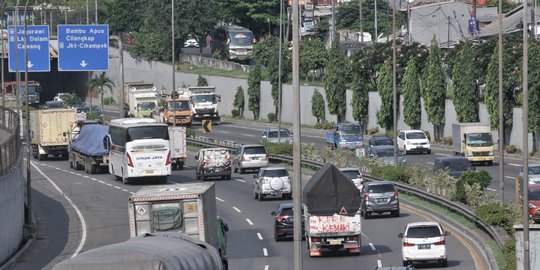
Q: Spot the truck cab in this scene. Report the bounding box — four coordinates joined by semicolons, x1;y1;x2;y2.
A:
161;94;192;126
325;123;364;150
452;123;494;166
186;86;221;125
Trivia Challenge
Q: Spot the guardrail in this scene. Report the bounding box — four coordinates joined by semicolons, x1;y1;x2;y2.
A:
187;136;504;251
0;106;21;176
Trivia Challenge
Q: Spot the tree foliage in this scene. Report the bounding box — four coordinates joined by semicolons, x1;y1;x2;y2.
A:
401;57;421;129
234;86;245;117
324;43;348;122
376;59;394;130
450;41;479;122
105;0;143;33
422;36;446;140
311;89;326;123
350;42;392;90
300;37;328;80
350;61;370;124
247;62;262;120
528;41;540;151
215;0;281;37
266;37;291;115
88;72;115;111
197;74;209;86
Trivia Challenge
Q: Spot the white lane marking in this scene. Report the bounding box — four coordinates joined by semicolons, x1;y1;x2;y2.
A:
216;197;225;202
435;153;452;156
246;218;254;225
264;265;269;270
216;130;230;134
369;243;376;251
106;183;113;187
505;176;516;179
98;180;105;184
508;163;521;167
122;189;129;192
263;248;268;256
426;162;434;165
233;207;242;213
32;163;87;258
114;186;121;190
486;188;497;191
236;179;246;183
129;192;135;195
244;134;255;137
257;233;263;240
377;260;382;268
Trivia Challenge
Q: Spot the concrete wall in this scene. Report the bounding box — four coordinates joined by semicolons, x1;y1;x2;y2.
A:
0;158;24;266
106;48;534;152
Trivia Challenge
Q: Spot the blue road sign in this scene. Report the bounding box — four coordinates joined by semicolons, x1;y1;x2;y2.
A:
8;25;50;72
57;24;109;71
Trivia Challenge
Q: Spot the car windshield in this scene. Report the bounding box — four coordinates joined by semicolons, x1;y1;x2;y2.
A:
366;183;394;193
267;130;290;138
528;166;540;175
374;148;394;157
279;208;293;216
263;169;288;177
341;170;361;180
467;133;493;147
19;84;39;95
168;100;190;110
529;189;540;200
137;102;156;110
407;226;442;238
443;159;472;171
406;132;426;139
127;126;169;141
340;124;361;136
230;31;254;46
373;138;393;146
46;101;64;108
244;147;266;155
192;94;216;104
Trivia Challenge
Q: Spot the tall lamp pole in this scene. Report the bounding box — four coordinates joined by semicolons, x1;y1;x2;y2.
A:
23;0;32;233
1;0;7;109
498;0;504;204
94;0;97;24
171;0;176;127
278;0;283;143
392;0;397;166
521;0;530;268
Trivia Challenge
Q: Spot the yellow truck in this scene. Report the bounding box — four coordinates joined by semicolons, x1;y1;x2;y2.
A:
30;109;77;161
452;123;495;166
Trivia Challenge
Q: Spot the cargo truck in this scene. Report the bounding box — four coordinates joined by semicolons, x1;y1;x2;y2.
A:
128;86;158;118
183;86;221;125
52;232;223;270
303;163;362;257
159;92;192;126
168;126;187;170
128;183;229;269
325;122;364;150
123;81;155;117
452;123;495;166
69;124;109;174
30;109;77;160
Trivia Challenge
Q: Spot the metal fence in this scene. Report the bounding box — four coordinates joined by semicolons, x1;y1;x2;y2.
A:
0;106;21;176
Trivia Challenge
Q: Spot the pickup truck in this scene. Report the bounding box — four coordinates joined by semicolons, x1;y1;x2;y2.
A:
325;122;364;150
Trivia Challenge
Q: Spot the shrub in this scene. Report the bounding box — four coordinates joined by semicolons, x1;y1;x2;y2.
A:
320;121;334;129
367;127;380;135
505;144;518;154
103;97;115;105
442;136;453;145
186;128;195;138
385;130;396;140
261;141;293;155
453;179;468;203
475;203;511;232
371;165;410;183
460;170;491;190
86;113;103;121
267;113;277;123
502;237;516;270
231;108;240;118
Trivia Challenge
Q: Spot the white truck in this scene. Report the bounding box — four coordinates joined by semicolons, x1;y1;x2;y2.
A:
127;86;159;118
168;126;187;170
303;164;362;257
128;183;229;269
452;123;495;166
30;109;77;160
183;86;221;125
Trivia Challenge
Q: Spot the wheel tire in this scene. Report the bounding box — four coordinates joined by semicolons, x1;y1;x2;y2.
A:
239;168;245;174
69;159;73;168
122;169;129;184
258;191;264;201
177;162;184;170
226;174;231;180
392;210;400;217
274;231;281;242
38;154;47;161
253;188;259;199
403;260;410;267
441;259;448;267
427;149;432;154
222;260;228;270
233;167;238;173
90;164;97;174
487;161;493;166
363;211;371;219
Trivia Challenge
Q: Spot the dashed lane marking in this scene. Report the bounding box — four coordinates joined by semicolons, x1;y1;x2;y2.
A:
263;248;268;257
505;176;516;179
244;134;255;137
486;188;496;192
377;260;382;268
236;179;246;183
257;233;263;240
369;243;376;251
435;153;452;156
246;218;254;225
264;265;269;270
508;163;521;167
233;207;242;213
216;197;225;202
426;162;434;165
216;130;230;134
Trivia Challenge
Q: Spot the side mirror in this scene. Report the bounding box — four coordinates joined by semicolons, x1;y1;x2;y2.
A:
217;95;222;102
195;155;198;160
103;136;111;150
271;211;276;216
398;233;404;238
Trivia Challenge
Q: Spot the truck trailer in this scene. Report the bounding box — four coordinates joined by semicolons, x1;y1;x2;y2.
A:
168;126;187;170
452;123;495;165
69;124;109;174
30;109;77;160
303;163;362;257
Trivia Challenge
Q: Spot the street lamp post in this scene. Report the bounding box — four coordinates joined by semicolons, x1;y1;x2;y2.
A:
392;0;397;166
1;0;7;109
278;0;283;143
498;0;504;205
171;0;176;127
23;0;33;233
110;36;125;118
522;0;530;268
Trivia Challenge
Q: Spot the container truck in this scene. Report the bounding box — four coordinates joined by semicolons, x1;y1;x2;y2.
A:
325;122;364;150
303;163;362;257
168;126;187;170
183;86;221;125
30;109;77;160
69;124;109;174
128;183;229;269
452;123;495;166
52;232;223;270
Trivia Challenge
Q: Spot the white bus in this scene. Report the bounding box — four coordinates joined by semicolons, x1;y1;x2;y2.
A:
105;118;171;184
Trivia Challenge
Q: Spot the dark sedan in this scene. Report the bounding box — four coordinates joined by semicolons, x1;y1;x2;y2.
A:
271;203;304;241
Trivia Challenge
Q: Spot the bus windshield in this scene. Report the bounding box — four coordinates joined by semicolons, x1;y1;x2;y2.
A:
230;31;254;46
127;126;169;142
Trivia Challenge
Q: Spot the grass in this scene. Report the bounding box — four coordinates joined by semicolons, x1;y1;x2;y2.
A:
487;239;505;269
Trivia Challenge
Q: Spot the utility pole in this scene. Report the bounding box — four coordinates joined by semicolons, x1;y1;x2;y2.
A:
86;0;89;24
374;0;378;42
1;0;7;109
278;0;283;143
111;36;125;118
292;0;302;269
94;0;98;24
498;0;504;204
23;0;32;234
359;0;363;42
331;0;336;43
171;0;176;127
522;0;530;268
447;16;450;49
15;1;20;115
392;0;397;166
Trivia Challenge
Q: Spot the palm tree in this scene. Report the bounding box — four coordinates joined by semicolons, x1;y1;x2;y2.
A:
88;72;115;113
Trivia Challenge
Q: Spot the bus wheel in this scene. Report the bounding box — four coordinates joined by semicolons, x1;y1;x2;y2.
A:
122;169;130;184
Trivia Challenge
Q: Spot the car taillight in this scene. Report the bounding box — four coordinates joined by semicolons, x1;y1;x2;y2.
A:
264;154;268;160
364;192;369;199
434;239;445;245
127;153;134;168
403;242;415;247
241;154;245;161
276;216;288;222
394;191;398;198
165;151;171;166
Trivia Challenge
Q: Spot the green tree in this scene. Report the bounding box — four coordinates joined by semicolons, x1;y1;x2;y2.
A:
234;86;245;117
215;0;281;37
88;72;116;112
105;0;143;33
247;62;262;120
450;41;479;122
267;38;291;116
422;36;446;140
528;41;540;152
197;74;209;86
300;37;328;81
350;61;370;129
486;0;519;13
401;57;422;129
376;59;394;130
311;89;326;123
324;43;348;122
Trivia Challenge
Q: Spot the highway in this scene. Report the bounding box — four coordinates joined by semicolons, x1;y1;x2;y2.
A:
7;111;486;269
